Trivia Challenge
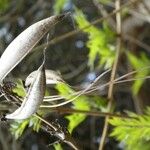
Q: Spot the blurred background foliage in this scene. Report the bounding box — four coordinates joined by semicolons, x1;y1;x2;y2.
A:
0;0;150;150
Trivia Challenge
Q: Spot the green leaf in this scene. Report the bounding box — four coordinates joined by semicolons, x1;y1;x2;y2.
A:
12;79;26;97
109;108;150;150
127;52;150;95
74;8;115;70
65;96;90;133
10;116;41;139
10;120;29;139
53;143;63;150
55;83;90;133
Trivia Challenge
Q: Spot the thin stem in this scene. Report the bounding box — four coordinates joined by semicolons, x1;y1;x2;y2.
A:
34;113;57;131
41;107;135;119
44;96;64;102
99;0;122;149
42;69;111;107
34;114;80;150
42;75;150;106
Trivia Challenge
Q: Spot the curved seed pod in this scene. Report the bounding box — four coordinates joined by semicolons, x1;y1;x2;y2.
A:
6;63;46;119
0;14;66;83
25;69;65;87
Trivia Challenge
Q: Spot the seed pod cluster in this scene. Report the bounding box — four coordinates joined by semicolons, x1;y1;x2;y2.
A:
0;14;67;119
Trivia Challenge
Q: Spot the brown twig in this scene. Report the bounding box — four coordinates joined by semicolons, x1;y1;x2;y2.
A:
48;107;135;119
35;114;80;150
93;0;150;56
99;0;122;149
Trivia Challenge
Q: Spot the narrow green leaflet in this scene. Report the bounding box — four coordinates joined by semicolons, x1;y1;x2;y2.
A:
10;116;41;139
55;83;90;133
127;52;150;95
66;96;90;133
74;9;115;70
10;120;29;139
109;108;150;150
89;96;107;111
53;143;63;150
13;80;26;97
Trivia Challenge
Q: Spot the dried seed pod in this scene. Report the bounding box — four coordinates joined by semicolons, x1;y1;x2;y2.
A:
0;14;66;83
5;63;46;119
25;69;64;87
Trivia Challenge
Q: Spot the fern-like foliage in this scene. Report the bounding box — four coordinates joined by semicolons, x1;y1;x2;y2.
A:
10;116;41;139
109;108;150;150
74;9;115;70
127;52;150;95
55;83;90;133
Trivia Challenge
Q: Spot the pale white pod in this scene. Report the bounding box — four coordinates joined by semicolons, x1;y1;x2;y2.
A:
25;69;64;87
0;14;66;83
6;63;46;119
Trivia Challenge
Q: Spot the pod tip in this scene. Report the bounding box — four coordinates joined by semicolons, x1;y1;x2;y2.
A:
56;12;71;20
